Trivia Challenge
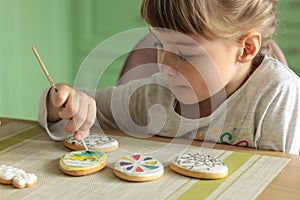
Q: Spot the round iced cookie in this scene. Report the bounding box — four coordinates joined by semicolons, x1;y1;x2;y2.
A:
63;134;118;152
58;150;107;176
113;153;164;182
170;153;228;179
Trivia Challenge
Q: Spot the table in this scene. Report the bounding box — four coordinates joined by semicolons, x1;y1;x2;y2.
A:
0;117;299;199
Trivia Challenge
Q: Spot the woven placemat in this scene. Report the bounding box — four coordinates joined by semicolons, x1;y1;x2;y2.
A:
0;123;290;200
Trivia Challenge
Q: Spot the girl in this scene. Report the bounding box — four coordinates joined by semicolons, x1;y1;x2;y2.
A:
39;0;300;154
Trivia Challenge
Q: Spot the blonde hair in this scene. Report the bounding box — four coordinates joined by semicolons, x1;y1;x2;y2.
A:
141;0;278;61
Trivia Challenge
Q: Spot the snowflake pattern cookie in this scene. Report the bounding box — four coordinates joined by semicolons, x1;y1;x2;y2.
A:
113;153;164;182
170;153;228;179
0;164;37;189
58;150;107;176
63;134;119;152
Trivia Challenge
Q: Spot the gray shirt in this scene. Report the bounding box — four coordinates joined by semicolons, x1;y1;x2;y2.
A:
38;57;300;154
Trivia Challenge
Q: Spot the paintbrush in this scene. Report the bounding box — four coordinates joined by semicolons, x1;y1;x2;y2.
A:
32;46;90;153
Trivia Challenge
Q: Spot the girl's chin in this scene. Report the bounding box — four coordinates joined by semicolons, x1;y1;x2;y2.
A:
174;94;199;105
171;85;211;104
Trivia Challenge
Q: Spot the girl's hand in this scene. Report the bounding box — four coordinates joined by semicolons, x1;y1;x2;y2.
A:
47;83;96;140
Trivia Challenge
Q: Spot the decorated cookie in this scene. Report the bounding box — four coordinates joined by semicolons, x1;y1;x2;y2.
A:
58;150;107;176
170;153;228;179
113;153;164;182
0;164;37;189
63;134;118;152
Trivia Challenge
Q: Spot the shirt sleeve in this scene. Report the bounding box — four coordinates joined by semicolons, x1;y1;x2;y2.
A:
257;78;300;155
37;87;69;141
95;73;177;136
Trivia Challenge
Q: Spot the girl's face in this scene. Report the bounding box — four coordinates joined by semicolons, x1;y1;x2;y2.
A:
150;28;244;104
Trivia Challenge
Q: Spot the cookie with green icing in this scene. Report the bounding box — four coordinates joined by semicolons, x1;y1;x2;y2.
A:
58;150;107;176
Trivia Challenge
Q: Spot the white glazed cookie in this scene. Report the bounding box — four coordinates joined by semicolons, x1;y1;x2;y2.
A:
63;134;118;152
0;164;37;189
170;153;228;179
113;153;164;182
58;150;107;176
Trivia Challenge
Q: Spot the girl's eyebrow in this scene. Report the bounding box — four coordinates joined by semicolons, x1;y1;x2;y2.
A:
149;28;199;47
174;41;199;47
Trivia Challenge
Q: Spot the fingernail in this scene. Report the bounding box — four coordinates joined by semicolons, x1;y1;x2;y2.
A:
74;131;81;140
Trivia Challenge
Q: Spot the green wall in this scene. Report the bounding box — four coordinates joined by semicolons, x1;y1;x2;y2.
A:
0;0;145;120
0;0;299;120
275;0;300;75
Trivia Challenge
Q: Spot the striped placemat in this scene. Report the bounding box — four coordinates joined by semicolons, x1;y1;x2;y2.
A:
0;122;290;200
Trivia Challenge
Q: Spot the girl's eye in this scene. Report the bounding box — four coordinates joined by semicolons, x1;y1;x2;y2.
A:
178;53;193;60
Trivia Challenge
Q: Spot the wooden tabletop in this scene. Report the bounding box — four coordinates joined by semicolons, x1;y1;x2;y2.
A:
1;117;300;199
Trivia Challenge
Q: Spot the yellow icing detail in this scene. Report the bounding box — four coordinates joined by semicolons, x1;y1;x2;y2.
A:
120;157;132;161
144;161;157;165
69;154;97;162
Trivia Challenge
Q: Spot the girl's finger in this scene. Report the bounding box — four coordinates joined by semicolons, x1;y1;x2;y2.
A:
58;91;80;120
51;84;71;108
72;98;96;140
73;130;89;141
77;99;96;135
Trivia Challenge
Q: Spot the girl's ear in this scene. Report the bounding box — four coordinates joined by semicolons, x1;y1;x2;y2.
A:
237;31;261;63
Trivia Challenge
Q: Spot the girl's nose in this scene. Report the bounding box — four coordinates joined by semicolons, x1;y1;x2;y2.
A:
158;51;178;77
